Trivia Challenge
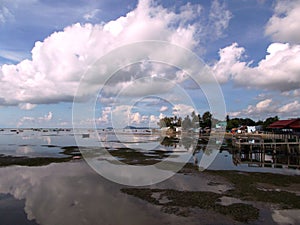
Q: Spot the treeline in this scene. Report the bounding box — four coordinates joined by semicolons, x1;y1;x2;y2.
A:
158;111;280;131
158;111;214;130
226;115;279;130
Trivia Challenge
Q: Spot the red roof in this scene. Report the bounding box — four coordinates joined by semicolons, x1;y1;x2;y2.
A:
290;120;300;129
268;119;300;129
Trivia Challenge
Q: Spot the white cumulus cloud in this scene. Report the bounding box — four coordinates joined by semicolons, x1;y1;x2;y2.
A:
130;112;142;124
159;106;168;112
265;0;300;44
256;99;272;111
213;42;300;92
278;100;300;114
208;0;232;38
17;111;53;127
228;98;300;119
97;107;111;124
18;103;37;110
0;0;210;107
172;104;195;117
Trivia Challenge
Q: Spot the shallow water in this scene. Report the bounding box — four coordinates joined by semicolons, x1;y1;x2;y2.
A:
0;129;299;225
0;162;241;225
0;193;38;225
0;129;299;175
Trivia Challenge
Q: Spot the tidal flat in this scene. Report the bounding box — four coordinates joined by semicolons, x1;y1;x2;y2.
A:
0;129;299;225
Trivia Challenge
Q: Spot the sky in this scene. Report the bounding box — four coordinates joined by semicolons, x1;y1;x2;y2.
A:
0;0;300;128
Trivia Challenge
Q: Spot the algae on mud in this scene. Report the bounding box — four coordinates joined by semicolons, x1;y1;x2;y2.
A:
0;155;71;167
0;146;81;167
121;171;300;223
121;188;259;223
206;170;300;209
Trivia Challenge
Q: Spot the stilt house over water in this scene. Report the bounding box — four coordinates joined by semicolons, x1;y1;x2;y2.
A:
268;118;300;134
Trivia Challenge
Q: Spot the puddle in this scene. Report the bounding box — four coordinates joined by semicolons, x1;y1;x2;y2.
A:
217;196;244;206
257;183;300;196
272;209;300;225
151;192;172;204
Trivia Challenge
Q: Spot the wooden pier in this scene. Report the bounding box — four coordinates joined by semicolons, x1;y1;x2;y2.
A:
232;134;300;153
231;134;300;169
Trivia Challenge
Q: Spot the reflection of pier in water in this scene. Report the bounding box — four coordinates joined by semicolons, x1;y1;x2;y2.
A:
232;134;300;169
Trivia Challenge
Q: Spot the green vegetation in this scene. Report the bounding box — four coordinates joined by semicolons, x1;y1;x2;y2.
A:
226;115;279;130
0;155;71;167
226;116;255;130
157;111;215;130
60;146;81;156
202;111;212;128
207;171;300;209
109;148;161;165
121;170;300;223
121;188;259;222
157;115;182;129
0;146;83;167
262;116;279;130
157;110;281;132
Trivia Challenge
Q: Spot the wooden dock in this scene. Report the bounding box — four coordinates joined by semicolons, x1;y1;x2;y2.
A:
231;134;300;169
232;134;300;154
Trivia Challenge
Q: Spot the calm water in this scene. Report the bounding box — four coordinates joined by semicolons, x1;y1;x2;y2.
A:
0;129;299;175
0;129;299;225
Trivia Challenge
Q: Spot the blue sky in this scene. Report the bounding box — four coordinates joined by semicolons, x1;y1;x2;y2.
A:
0;0;300;128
